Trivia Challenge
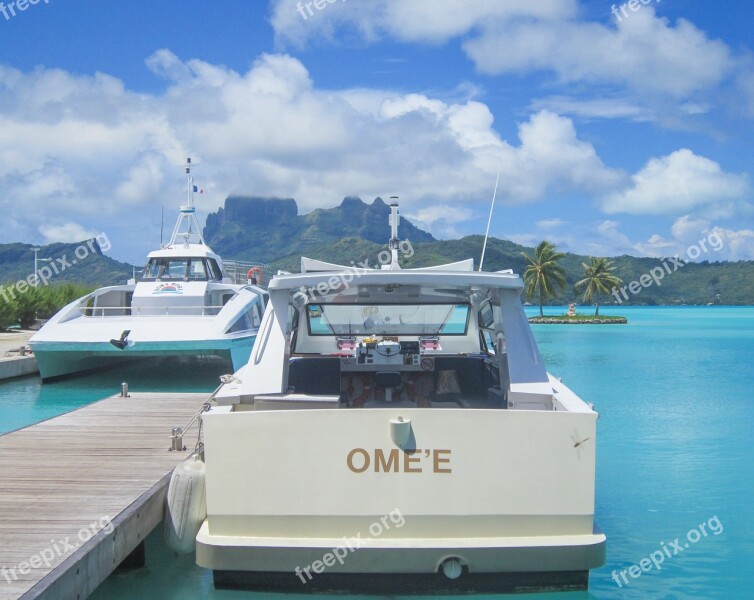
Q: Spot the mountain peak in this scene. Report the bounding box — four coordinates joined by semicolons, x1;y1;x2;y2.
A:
203;195;435;262
340;196;368;209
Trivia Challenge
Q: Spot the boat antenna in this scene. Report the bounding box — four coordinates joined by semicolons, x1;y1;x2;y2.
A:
186;157;193;208
388;196;400;270
160;205;164;247
167;157;206;247
479;169;500;272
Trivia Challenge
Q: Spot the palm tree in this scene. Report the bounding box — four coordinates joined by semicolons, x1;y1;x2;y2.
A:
575;257;623;317
521;241;567;317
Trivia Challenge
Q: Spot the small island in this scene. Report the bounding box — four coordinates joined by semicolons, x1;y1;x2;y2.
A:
528;315;627;325
522;242;628;324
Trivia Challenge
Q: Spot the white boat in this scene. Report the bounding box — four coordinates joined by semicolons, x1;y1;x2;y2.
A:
195;203;605;593
29;160;268;381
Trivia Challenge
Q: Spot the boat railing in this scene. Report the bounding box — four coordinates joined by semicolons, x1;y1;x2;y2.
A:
77;305;226;317
223;261;273;286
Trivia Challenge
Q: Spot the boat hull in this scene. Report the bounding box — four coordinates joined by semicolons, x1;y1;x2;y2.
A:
31;338;255;381
201;526;603;593
197;406;605;591
212;566;593;595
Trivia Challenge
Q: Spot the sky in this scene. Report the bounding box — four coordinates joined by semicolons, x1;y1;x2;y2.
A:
1;0;753;265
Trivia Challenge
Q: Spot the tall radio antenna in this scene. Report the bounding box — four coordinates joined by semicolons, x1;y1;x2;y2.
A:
479;169;500;272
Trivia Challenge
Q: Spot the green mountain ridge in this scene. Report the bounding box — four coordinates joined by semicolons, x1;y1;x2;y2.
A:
0;241;133;287
203;195;435;262
0;196;751;306
204;196;753;306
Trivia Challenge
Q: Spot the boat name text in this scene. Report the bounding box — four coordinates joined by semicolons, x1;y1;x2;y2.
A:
347;448;451;474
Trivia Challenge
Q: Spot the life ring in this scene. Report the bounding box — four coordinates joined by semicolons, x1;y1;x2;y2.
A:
342;373;371;407
247;267;264;285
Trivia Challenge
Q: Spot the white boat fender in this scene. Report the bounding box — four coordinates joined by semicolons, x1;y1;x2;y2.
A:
164;454;207;554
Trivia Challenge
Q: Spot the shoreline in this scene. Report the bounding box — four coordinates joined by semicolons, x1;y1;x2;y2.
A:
528;316;628;325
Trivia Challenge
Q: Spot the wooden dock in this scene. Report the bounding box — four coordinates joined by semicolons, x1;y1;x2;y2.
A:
0;332;37;381
0;356;38;381
0;392;208;600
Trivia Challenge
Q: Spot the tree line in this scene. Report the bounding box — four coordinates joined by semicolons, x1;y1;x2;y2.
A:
521;241;622;317
0;283;93;329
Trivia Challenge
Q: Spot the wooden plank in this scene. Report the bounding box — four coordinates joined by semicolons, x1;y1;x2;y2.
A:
0;392;208;600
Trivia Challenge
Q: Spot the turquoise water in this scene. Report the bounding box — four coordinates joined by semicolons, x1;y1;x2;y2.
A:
1;307;752;598
0;357;231;435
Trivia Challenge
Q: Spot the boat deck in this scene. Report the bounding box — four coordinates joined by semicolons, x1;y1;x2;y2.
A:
0;392;207;600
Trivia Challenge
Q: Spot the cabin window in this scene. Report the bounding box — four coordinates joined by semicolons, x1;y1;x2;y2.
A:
226;300;263;334
227;312;251;334
479;303;494;328
250;301;262;328
165;259;189;279
482;330;496;355
206;259;222;281
306;303;471;336
141;257;221;282
141;258;189;280
143;260;161;280
189;260;207;280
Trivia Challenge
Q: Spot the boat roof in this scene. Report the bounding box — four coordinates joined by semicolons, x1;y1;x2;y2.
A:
268;258;523;293
146;243;222;261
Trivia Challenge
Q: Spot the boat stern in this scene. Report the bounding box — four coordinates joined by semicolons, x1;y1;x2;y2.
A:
196;405;605;592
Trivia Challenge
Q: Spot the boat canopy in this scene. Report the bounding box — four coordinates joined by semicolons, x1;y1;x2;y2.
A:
226;266;549;401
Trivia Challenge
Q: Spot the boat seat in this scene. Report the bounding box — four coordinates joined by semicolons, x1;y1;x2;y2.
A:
430;356;504;408
287;357;342;396
431;355;487;395
375;371;402;403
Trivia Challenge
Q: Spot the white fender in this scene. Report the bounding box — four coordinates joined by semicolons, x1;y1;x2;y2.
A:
164;455;207;554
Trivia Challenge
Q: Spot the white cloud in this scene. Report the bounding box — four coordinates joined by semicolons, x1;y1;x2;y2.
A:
530;95;651;121
535;218;568;230
271;1;732;101
708;227;754;261
601;149;750;216
405;205;474;226
0;47;749;264
404;204;476;239
39;222;98;244
271;0;575;47
464;10;730;98
0;51;643;261
636;215;754;261
523;218;641;257
518;215;754;262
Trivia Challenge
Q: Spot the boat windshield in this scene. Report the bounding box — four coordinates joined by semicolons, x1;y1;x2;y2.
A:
141;257;222;281
306;303;470;336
